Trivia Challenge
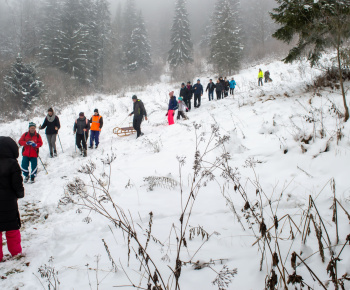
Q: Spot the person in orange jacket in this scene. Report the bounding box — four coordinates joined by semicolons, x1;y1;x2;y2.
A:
89;109;103;149
18;122;43;183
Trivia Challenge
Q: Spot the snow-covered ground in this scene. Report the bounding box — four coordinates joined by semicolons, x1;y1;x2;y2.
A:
1;57;350;289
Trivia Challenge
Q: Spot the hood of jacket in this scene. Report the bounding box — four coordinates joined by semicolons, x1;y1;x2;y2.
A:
0;136;19;159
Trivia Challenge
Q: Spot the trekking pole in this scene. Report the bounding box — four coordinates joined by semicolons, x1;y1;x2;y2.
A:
57;133;64;153
38;156;48;175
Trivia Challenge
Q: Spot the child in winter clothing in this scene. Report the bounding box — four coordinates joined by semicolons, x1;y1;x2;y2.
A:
18;122;43;183
0;137;25;262
166;91;178;125
177;97;189;120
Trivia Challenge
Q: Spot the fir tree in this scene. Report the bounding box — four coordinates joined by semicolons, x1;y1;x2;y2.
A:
38;0;62;67
168;0;193;67
125;11;152;72
121;0;151;73
111;3;124;73
210;0;243;75
90;0;112;87
271;0;350;121
55;0;93;82
4;54;43;109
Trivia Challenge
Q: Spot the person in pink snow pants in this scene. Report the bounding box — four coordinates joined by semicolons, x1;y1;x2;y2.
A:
166;91;178;125
0;137;25;261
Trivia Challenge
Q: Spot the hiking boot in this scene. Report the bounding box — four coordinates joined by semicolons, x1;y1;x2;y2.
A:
95;145;98;149
24;176;29;183
83;149;87;157
89;145;93;149
30;177;35;184
50;153;54;158
54;152;58;157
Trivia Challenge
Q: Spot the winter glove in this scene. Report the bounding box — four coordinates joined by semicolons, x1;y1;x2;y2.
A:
31;143;37;148
186;108;189;112
166;113;168;116
173;112;175;116
26;141;33;146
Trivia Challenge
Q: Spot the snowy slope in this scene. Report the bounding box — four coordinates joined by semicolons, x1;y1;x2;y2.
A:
0;57;350;289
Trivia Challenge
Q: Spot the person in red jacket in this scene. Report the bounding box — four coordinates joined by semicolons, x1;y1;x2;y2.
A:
18;122;43;183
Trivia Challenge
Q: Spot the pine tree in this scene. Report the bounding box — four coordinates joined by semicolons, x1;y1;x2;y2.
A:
271;0;350;122
4;54;43;109
210;0;243;75
121;0;151;73
55;0;93;82
111;3;124;73
38;0;62;67
125;11;152;72
89;0;112;87
168;0;193;67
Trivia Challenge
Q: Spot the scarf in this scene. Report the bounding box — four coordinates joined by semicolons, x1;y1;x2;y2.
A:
47;113;56;123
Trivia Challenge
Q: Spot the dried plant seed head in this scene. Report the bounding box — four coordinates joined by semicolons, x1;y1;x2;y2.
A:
244;201;250;211
274;215;278;229
272;252;279;267
291;252;297;269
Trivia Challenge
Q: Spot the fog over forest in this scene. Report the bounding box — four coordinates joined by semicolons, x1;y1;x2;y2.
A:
0;0;289;120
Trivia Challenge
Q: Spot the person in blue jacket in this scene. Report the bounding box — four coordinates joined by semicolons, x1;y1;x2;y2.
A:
166;91;178;125
229;78;236;96
193;79;203;108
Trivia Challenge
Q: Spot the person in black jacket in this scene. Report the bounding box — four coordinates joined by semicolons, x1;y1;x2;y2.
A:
179;83;187;100
185;81;193;111
215;79;223;100
193;79;203;108
73;112;90;157
129;95;148;138
39;108;61;158
0;137;25;262
206;79;216;101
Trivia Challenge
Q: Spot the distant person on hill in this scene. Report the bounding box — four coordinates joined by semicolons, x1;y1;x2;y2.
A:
258;68;264;86
264;70;272;83
39;108;60;158
224;77;229;97
206;79;215;101
219;77;225;98
193;79;203;108
216;79;223;100
166;91;178;125
89;109;103;149
18;122;43;183
73;113;90;157
0;137;25;262
129;95;148;139
177;97;189;120
180;83;187;100
185;81;193;111
229;78;236;95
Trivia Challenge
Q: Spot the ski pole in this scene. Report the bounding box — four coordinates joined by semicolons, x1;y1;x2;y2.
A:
57;133;64;153
38;156;48;174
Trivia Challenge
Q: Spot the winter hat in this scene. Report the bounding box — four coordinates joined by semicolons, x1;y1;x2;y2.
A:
178;97;183;101
197;79;200;82
29;122;36;128
187;81;191;84
94;109;98;113
79;112;84;117
132;95;137;100
48;107;53;113
181;83;185;86
169;91;174;97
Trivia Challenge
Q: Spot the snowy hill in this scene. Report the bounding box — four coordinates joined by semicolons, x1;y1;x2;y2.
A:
1;58;350;289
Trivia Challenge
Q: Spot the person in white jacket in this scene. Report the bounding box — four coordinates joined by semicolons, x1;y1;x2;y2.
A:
177;97;189;120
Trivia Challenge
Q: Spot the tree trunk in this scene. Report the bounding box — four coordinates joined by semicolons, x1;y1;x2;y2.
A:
337;47;349;122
